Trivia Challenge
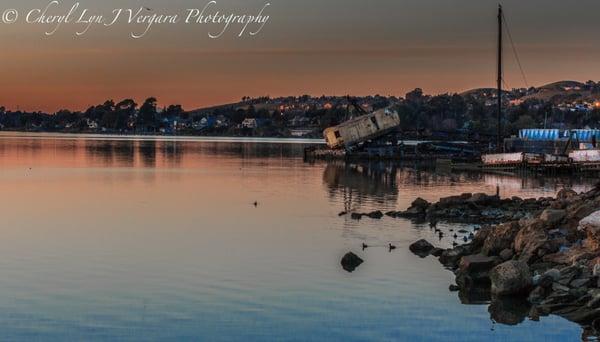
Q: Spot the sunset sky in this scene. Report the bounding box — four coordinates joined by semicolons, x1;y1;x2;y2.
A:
2;0;600;112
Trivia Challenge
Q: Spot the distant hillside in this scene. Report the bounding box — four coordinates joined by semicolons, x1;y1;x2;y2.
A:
523;80;599;103
461;80;600;104
538;80;586;91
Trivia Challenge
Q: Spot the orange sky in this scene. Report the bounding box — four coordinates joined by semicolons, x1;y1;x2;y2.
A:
2;0;600;112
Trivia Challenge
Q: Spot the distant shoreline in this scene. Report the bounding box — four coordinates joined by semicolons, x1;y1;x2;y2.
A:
0;131;326;144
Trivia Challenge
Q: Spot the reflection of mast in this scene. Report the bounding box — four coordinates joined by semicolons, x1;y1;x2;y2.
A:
497;4;503;152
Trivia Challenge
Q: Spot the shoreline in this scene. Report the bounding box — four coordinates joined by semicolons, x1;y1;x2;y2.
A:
0;131;326;144
402;189;600;337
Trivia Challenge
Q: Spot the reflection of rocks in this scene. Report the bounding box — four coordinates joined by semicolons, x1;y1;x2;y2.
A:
323;162;399;210
458;286;491;305
341;252;364;273
488;296;531;326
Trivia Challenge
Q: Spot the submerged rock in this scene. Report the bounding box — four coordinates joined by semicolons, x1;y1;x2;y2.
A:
439;244;474;267
490;260;532;295
350;213;363;220
340;252;363;273
365;211;384;219
409;239;434;257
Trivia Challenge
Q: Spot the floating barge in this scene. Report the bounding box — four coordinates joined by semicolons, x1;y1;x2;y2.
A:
478;150;600;174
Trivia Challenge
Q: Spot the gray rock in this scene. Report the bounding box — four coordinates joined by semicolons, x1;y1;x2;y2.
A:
571;278;592;288
409;239;434;257
544;269;561;282
430;248;444;257
340;252;363;273
538;274;556;289
540;209;566;226
593;263;600;277
490;260;533;295
553;282;570;293
439;244;473;267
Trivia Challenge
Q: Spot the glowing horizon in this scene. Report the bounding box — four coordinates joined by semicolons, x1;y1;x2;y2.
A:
2;0;600;113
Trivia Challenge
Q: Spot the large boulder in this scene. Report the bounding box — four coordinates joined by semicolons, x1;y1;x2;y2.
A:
409;239;435;257
340;252;363;272
489;260;533;295
482;221;520;256
539;209;566;227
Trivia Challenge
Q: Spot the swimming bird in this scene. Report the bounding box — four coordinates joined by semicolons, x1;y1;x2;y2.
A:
362;243;369;250
469;233;475;240
463;236;468;242
453;234;458;239
253;201;258;207
388;243;396;251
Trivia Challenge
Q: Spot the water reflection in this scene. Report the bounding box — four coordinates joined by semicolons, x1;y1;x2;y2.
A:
0;133;593;341
488;296;531;326
323;161;399;211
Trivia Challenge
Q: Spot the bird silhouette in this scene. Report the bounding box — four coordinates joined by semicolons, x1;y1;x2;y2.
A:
388;243;396;251
253;201;258;207
362;243;369;250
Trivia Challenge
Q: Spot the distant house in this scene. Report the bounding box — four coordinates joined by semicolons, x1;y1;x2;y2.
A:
290;129;315;137
241;118;270;129
241;118;259;129
86;119;98;130
288;115;311;128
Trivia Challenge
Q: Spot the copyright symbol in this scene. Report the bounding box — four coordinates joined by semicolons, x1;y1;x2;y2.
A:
2;9;18;24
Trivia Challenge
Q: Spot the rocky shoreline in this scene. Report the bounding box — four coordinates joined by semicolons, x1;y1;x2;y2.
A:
408;187;600;337
343;191;549;224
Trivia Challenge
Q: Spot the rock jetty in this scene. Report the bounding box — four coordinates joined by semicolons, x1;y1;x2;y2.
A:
410;187;600;337
388;192;548;223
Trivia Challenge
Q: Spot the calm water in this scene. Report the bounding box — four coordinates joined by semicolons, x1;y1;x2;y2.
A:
0;133;594;341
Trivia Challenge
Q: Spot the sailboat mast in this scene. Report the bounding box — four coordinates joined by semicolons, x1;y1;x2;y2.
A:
497;4;503;151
